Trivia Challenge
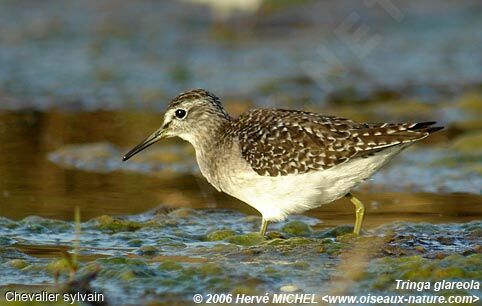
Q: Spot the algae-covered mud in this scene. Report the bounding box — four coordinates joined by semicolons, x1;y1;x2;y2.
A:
0;210;481;305
1;0;481;305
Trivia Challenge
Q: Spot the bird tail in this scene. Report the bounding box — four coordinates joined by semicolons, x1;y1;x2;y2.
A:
353;121;444;155
407;121;444;134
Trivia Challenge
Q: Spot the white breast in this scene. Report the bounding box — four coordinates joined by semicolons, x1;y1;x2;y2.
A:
218;145;406;222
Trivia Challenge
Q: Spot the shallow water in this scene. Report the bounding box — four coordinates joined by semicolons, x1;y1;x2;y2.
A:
0;110;480;224
0;1;481;305
0;109;481;305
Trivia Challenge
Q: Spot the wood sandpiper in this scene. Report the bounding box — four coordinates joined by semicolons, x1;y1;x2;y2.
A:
123;89;443;236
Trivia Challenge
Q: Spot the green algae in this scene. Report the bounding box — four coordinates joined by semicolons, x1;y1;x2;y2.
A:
94;215;145;233
173;262;227;285
1;211;480;305
90;257;156;281
158;260;183;271
292;261;310;270
321;242;346;256
119;269;141;281
8;259;28;269
210;243;240;253
265;231;285;239
317;225;354;238
137;245;159;256
196;263;223;276
127;239;144;247
264;237;313;246
113;232;138;241
362;254;482;291
97;257;146;266
433;266;466;279
335;233;360;243
46;258;72;275
226;233;265;246
281;221;312;236
230;285;260;296
205;229;237;241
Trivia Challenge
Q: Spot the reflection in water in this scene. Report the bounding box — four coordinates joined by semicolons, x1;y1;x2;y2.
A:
0;111;480;229
0;110;164;220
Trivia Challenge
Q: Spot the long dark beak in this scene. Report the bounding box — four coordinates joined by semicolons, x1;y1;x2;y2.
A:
122;127;166;161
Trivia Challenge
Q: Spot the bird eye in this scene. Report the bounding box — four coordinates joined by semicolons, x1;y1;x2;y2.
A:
175;109;187;119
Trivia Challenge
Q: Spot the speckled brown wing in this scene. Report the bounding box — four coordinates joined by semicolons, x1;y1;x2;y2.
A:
230;109;442;176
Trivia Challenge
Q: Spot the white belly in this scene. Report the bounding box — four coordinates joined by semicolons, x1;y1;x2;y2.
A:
219;146;405;221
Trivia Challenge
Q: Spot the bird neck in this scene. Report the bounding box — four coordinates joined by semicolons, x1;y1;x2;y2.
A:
189;114;231;154
186;114;232;189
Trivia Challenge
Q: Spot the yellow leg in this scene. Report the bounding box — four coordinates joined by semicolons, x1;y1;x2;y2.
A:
259;219;269;236
345;193;365;235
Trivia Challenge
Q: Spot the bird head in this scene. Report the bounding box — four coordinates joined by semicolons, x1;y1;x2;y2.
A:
123;89;230;161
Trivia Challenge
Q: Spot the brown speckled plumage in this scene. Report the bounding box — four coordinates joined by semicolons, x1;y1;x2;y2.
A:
224;108;441;177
